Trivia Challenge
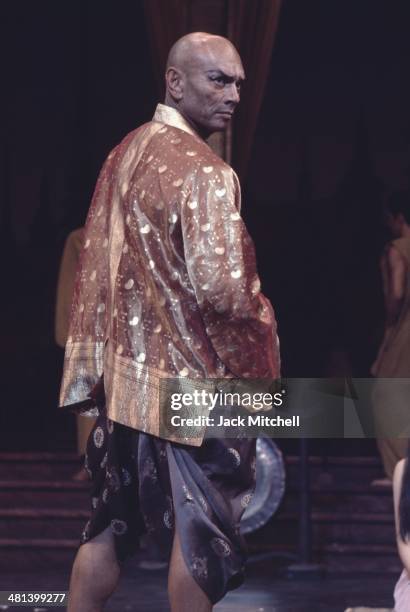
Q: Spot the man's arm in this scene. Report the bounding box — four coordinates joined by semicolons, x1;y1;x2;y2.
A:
372;244;407;375
181;165;280;379
382;244;406;326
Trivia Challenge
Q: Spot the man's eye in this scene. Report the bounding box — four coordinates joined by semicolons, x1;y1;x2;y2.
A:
210;76;225;86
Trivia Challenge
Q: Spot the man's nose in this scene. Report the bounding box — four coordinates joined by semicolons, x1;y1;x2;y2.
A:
226;82;240;104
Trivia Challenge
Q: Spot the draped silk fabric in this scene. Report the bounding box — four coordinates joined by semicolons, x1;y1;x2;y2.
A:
60;104;280;446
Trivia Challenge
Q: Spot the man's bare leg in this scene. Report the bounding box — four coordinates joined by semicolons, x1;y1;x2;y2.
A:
67;526;120;612
168;528;212;612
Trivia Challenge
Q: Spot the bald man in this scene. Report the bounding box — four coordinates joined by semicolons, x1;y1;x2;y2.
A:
61;33;280;611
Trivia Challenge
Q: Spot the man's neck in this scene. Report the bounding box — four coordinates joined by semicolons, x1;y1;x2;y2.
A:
162;97;209;140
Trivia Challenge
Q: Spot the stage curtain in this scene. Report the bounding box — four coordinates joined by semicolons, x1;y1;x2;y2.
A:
230;0;282;181
143;0;189;98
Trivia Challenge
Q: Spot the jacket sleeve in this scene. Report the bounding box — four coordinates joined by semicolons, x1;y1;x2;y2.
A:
181;164;280;379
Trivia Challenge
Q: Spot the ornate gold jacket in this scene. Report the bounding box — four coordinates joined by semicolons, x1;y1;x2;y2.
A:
59;104;280;445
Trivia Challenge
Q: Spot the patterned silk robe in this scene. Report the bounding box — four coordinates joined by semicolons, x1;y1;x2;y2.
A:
60;104;280;445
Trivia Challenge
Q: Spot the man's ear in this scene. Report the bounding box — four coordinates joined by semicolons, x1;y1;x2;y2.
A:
165;67;184;101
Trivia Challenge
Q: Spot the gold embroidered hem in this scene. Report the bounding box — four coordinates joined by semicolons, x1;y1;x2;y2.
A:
104;342;211;446
60;339;104;415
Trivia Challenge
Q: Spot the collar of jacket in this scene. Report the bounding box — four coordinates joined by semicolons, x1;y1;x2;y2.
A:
153;103;199;138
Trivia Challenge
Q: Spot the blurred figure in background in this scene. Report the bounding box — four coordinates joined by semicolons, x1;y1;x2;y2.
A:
372;190;410;485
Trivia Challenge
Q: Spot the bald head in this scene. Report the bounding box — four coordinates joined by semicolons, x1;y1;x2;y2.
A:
166;32;241;72
164;32;244;138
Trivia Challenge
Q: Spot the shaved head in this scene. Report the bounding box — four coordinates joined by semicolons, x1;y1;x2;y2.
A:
164;32;244;138
166;32;241;72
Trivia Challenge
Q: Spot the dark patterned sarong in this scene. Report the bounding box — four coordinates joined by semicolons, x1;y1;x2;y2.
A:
81;405;256;604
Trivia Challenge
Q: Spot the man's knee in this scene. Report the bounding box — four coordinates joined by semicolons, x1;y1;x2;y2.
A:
72;528;119;587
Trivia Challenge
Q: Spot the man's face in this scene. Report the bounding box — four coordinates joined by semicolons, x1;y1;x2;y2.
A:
178;41;245;137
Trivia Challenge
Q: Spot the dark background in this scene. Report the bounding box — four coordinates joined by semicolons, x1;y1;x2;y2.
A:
1;0;410;451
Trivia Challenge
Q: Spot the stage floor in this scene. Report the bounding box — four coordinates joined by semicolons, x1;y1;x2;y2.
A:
0;558;397;611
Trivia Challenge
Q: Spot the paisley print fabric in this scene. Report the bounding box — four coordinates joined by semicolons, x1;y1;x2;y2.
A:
82;404;256;604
